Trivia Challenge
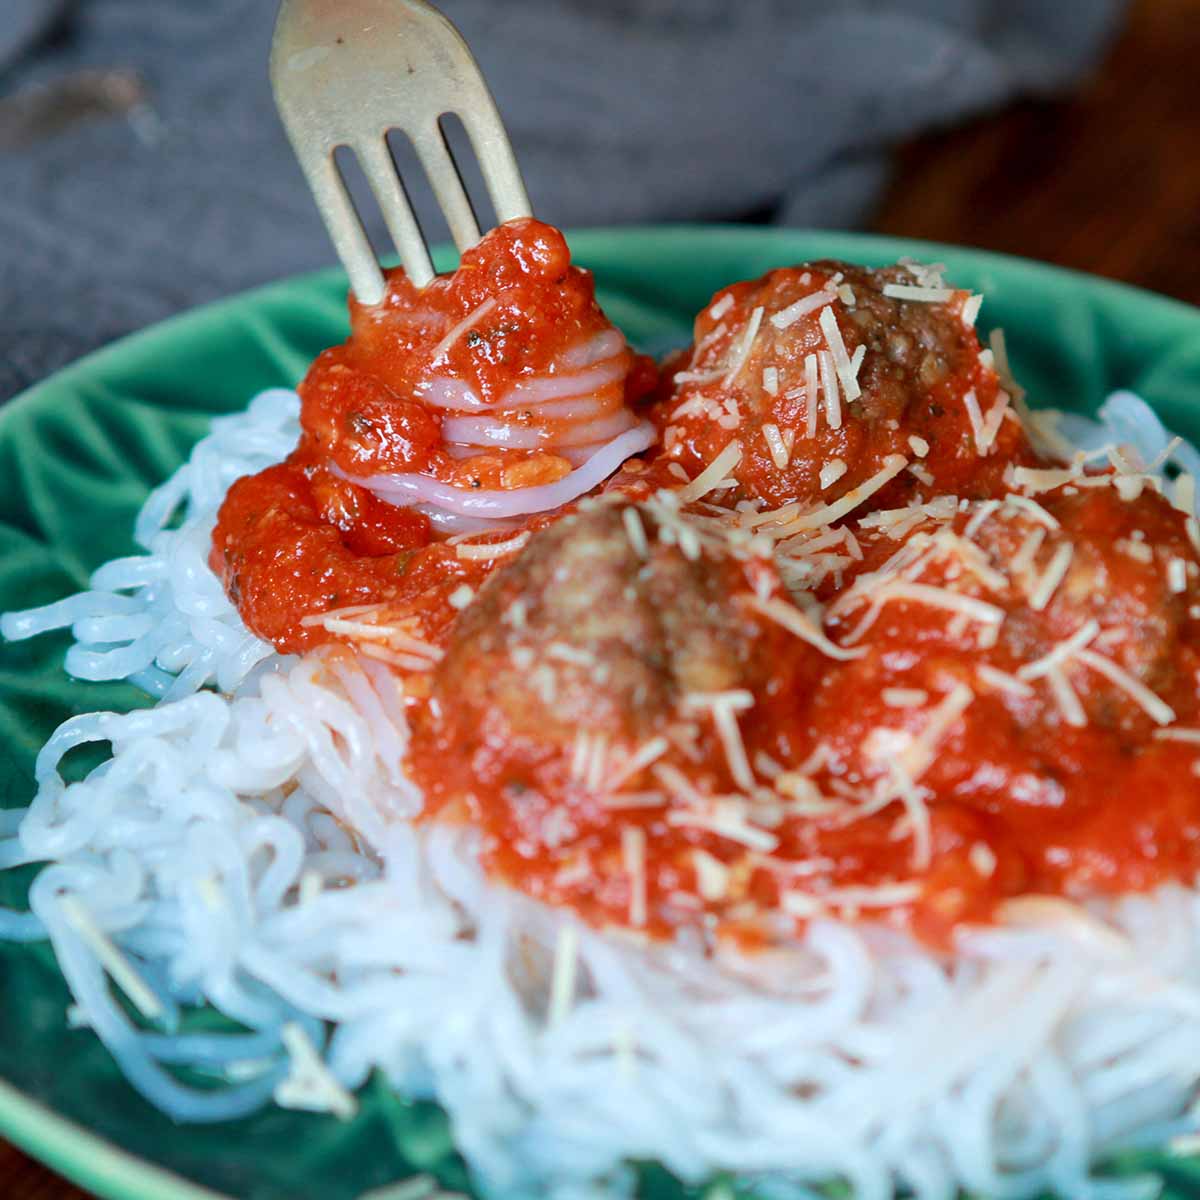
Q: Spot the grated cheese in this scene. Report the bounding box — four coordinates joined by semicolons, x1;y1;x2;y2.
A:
969;842;997;877
430;297;497;363
781;882;921;917
622;507;649;559
1156;727;1200;744
455;531;531;561
1012;465;1080;494
448;585;475;610
882;283;954;303
963;390;986;455
666;810;779;852
908;435;930;458
58;895;164;1022
804;354;819;438
963;499;1001;540
621;826;647;927
709;293;734;320
1003;495;1060;529
819;458;847;490
676;440;743;503
882;688;928;708
745;593;865;661
961;293;984;327
770;290;836;330
886;759;932;870
1075;648;1175;725
1028;542;1074;611
547;924;579;1027
683;691;756;791
762;366;779;396
722;306;764;387
1169;557;1189;594
979;394;1009;453
976;664;1034;698
1018;620;1100;680
762;422;790;469
902;683;974;779
692;849;731;902
819;305;861;403
1045;666;1087;727
784;455;910;533
1011;526;1047;576
818;350;842;430
606;736;670;791
276;1022;358;1120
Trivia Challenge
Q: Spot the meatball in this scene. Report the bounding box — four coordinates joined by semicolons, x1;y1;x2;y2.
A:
651;260;1034;512
426;500;768;750
818;483;1200;775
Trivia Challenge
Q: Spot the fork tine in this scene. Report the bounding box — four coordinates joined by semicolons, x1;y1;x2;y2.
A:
298;150;387;306
456;104;533;226
355;138;436;290
410;124;481;253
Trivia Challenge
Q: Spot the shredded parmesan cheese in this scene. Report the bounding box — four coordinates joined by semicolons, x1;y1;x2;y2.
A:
692;849;731;901
622;506;649;558
819;306;861;403
1167;557;1189;595
818;350;842;430
276;1022;358;1120
770;290;836;330
455;531;530;561
745;593;865;661
621;826;647;927
908;435;929;458
709;294;734;320
683;691;756;791
804;354;819;438
762;423;790;469
430;297;497;363
58;895;164;1021
882;283;954;303
819;458;847;490
722;306;764;386
676;440;743;504
548;924;579;1027
1028;542;1074;611
762;366;779;396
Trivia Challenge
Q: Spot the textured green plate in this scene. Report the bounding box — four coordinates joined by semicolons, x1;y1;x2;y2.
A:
3;227;1200;1200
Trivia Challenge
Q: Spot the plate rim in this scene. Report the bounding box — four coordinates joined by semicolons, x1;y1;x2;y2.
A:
1;222;1199;1200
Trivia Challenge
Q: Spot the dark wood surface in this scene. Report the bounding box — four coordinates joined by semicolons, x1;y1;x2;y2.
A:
4;0;1197;1196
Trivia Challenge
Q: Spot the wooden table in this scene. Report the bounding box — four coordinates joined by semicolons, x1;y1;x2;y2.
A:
4;0;1197;1195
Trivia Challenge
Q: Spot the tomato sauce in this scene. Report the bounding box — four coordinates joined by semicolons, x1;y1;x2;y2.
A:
212;230;1200;949
210;218;653;651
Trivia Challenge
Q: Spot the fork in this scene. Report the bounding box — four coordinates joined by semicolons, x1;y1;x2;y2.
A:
270;0;532;304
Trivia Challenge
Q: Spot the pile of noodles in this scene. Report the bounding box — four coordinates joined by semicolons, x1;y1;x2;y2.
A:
1;387;1199;1200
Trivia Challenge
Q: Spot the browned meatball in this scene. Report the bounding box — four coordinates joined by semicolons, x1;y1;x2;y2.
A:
429;500;765;749
650;260;1036;513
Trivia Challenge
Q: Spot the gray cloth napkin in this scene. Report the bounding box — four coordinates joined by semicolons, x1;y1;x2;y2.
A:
0;0;1126;400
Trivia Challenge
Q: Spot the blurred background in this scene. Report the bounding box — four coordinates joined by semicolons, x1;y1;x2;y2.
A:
0;0;1195;405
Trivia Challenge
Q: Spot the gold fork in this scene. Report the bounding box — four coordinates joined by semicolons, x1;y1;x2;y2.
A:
270;0;532;304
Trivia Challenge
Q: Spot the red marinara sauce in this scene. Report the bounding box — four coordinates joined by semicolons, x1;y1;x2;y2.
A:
212;237;1200;951
210;218;654;652
408;481;1200;951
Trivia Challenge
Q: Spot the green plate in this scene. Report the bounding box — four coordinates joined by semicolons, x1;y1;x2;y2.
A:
2;227;1200;1200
